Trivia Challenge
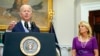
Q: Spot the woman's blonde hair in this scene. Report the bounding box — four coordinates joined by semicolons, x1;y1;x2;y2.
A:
78;21;92;38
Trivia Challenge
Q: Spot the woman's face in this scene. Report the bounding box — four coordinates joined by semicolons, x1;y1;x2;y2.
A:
79;24;88;34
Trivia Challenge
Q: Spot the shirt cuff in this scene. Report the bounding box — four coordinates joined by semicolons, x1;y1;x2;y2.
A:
6;30;12;32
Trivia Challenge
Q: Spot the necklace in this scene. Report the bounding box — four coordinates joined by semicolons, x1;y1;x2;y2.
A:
80;36;88;48
81;42;87;48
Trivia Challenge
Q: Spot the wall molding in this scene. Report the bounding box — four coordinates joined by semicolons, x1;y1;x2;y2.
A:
81;2;100;22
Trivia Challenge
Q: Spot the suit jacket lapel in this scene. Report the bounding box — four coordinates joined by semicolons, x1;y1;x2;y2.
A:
18;21;25;32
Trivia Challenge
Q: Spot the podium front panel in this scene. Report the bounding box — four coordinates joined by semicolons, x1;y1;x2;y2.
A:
3;32;56;56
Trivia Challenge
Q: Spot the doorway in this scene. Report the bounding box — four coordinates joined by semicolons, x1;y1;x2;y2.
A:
89;10;100;55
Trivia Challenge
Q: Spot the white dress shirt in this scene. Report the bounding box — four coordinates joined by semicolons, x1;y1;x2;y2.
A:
21;20;31;32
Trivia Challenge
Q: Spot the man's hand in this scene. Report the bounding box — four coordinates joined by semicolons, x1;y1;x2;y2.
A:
7;21;16;30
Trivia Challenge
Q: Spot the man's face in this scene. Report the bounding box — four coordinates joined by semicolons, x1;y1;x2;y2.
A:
20;5;32;21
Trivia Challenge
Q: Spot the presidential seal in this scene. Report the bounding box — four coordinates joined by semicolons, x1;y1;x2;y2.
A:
20;36;41;56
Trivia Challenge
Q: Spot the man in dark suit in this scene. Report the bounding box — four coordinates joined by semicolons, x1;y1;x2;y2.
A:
6;4;40;32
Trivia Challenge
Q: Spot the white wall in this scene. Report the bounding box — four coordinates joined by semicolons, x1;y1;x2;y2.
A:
53;0;75;46
52;0;100;56
53;0;100;47
74;0;81;35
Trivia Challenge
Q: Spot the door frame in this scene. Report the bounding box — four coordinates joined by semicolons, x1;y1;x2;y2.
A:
81;2;100;22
